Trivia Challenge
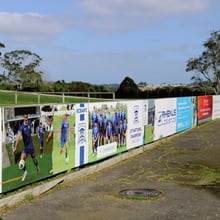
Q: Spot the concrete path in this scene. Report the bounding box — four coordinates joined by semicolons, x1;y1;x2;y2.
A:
1;119;220;220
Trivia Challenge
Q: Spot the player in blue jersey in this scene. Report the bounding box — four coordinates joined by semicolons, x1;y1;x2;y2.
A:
118;120;124;147
151;105;155;135
38;122;45;158
92;121;99;156
46;117;54;174
91;106;98;129
13;112;39;182
59;114;70;163
106;121;113;144
122;117;127;145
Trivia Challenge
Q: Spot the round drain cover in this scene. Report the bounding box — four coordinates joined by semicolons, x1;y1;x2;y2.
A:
119;189;162;199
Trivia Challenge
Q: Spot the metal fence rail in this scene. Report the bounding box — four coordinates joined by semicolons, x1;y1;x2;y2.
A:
0;90;115;105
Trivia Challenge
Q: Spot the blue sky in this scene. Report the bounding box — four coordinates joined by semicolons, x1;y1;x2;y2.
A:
0;0;219;85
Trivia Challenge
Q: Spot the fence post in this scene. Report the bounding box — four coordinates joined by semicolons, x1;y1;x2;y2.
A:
15;91;18;104
62;92;65;103
88;92;90;102
38;93;40;104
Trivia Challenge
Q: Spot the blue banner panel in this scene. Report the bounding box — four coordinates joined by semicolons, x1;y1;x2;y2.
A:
176;97;192;133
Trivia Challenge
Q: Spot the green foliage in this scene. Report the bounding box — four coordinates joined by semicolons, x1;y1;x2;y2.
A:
24;193;34;203
0;50;43;91
0;42;5;48
116;76;140;98
186;30;220;94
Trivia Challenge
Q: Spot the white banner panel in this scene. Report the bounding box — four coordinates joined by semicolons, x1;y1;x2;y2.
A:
154;98;176;140
126;100;144;149
97;142;117;159
75;103;89;167
212;95;220;120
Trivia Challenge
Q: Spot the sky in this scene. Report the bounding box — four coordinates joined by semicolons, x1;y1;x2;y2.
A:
0;0;219;85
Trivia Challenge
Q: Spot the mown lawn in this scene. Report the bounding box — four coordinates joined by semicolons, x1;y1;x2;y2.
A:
0;91;108;106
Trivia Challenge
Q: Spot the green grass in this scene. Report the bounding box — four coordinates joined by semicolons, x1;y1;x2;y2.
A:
2;152;53;193
0;91;113;106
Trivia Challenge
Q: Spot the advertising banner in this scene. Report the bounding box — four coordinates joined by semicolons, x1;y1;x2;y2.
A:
88;101;127;162
212;95;220;120
144;99;155;144
154;98;176;140
197;96;213;124
52;104;75;174
176;97;192;133
2;105;53;193
75;103;89;167
126;100;144;149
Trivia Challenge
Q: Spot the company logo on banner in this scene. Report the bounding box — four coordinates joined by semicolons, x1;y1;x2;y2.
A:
154;98;176;140
133;105;140;124
75;103;88;167
78;123;86;145
158;109;176;126
127;101;143;149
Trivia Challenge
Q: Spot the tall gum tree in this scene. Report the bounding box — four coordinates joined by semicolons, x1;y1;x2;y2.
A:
1;50;43;90
186;30;220;94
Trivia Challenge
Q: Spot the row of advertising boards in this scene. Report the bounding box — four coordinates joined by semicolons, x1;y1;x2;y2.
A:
0;95;219;193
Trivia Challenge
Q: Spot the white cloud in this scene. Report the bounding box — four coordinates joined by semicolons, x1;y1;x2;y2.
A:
0;12;63;35
0;0;214;38
76;0;211;32
80;0;209;17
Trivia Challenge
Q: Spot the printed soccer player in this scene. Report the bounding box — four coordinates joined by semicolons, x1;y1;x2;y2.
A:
122;117;127;145
46;117;53;145
151;105;155;135
46;117;54;174
118;120;124;147
38;122;45;158
92;121;99;155
13;112;39;182
106;121;113;144
58;114;70;163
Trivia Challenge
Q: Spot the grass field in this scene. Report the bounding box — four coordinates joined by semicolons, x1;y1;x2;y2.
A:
0;90;112;106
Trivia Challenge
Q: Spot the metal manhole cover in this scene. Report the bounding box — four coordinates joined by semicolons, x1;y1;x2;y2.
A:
119;189;162;199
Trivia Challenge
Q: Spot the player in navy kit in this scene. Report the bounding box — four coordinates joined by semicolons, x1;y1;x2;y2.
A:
38;122;45;158
106;121;113;144
13;112;39;182
92;121;99;155
59;114;70;162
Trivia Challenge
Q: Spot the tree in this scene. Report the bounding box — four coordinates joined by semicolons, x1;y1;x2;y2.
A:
0;42;7;87
53;80;69;92
1;50;43;90
0;42;5;56
186;30;220;94
116;76;140;98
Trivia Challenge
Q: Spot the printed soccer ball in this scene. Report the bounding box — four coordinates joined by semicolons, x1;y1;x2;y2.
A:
19;159;25;169
65;157;69;163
